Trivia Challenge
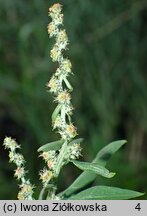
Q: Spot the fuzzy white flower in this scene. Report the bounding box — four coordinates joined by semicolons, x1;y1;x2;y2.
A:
14;167;25;180
50;46;62;62
60;59;72;73
56;90;71;104
47;76;61;93
39;168;53;186
39;151;56;162
53;115;62;129
18;182;34;200
56;30;68;50
15;153;25;166
47;22;57;37
49;3;62;16
69;144;82;160
3;137;20;151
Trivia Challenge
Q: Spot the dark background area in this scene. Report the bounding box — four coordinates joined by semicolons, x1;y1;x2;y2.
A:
0;0;147;199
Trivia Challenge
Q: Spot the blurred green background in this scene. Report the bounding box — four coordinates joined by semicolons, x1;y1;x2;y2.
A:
0;0;147;199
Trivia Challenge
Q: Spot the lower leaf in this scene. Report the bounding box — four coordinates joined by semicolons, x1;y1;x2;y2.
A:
71;160;115;178
69;186;144;200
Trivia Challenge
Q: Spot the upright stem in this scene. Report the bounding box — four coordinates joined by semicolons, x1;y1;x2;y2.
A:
54;140;68;176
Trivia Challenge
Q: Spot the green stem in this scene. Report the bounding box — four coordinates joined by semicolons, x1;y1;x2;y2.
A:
46;185;57;200
44;141;68;199
39;187;46;200
54;140;68;176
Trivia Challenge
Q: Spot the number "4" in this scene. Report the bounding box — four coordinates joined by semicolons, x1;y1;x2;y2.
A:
135;203;141;211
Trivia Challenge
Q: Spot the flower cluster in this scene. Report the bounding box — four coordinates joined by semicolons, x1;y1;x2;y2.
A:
59;124;77;140
39;150;57;187
3;137;34;200
68;143;82;160
47;3;77;141
39;3;82;193
63;143;82;161
39;168;53;187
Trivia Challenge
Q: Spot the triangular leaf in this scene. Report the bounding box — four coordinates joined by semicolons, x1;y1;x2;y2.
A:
37;140;64;152
58;140;126;198
71;160;115;178
69;186;144;200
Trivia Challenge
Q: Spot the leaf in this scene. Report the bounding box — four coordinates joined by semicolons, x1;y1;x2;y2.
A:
52;104;62;123
69;186;144;200
58;140;126;198
69;138;84;145
71;160;115;178
37;140;64;152
95;140;127;166
64;78;73;90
